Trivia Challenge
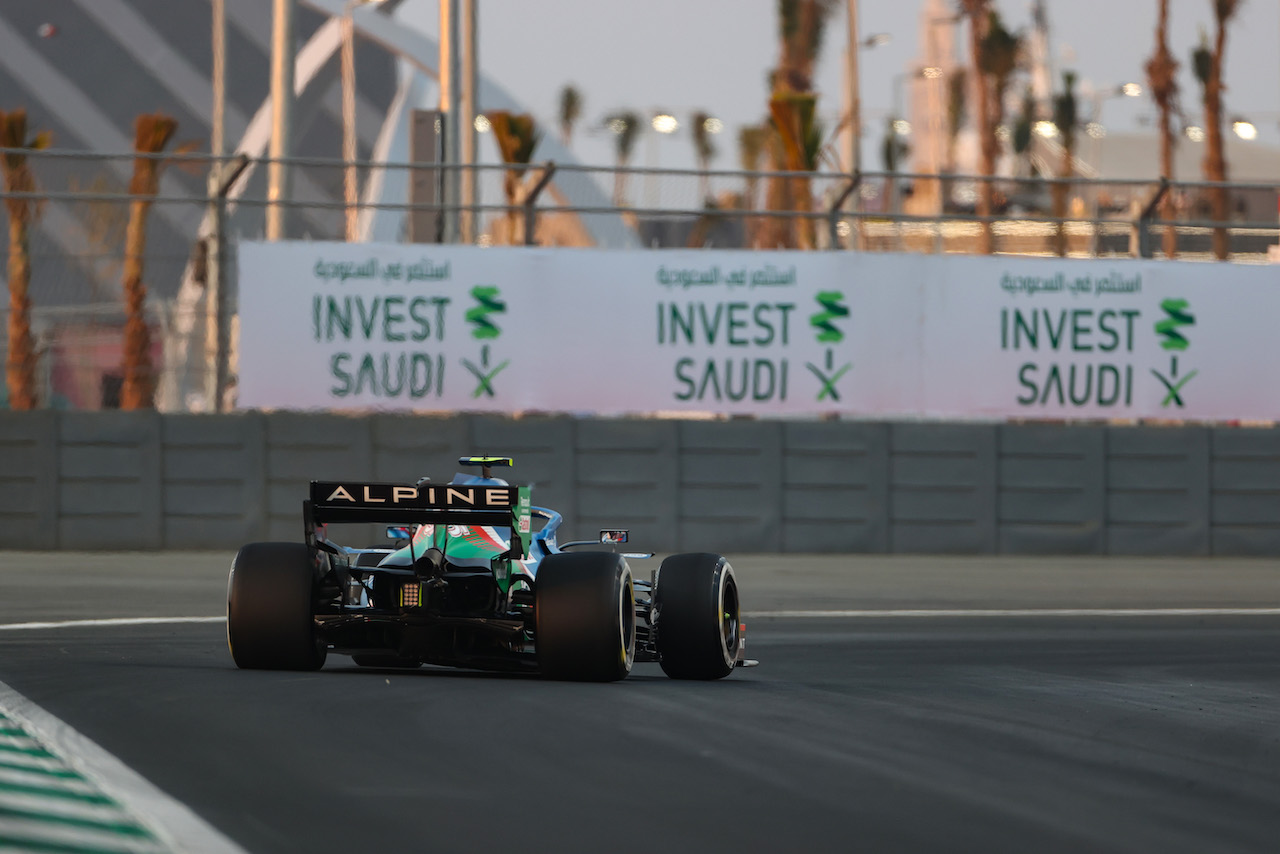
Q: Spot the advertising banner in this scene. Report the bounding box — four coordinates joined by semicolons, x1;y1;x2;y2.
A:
915;257;1280;421
237;242;1280;421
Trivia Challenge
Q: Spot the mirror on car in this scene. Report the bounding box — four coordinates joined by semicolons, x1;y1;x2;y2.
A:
386;526;413;541
599;529;628;544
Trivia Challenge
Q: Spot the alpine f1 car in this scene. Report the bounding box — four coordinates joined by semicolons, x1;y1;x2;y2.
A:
227;456;752;681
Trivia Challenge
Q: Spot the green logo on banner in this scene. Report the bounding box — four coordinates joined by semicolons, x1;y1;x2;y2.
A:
1154;298;1194;351
809;291;849;343
465;285;506;340
1150;298;1197;407
805;291;851;401
462;286;510;397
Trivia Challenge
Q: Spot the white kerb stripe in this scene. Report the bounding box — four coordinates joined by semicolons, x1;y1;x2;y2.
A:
0;789;148;825
0;816;168;854
0;751;73;774
0;764;99;794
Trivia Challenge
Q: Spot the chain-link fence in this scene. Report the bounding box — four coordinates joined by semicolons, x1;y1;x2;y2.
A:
2;147;1278;411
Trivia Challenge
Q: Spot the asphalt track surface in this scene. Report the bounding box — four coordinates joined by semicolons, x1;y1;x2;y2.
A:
1;552;1279;853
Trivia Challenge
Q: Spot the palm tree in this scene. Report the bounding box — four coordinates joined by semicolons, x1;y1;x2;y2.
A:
605;112;640;207
691;111;718;204
1145;0;1180;257
982;12;1022;136
486;110;541;244
120;113;179;410
775;0;839;92
758;126;795;249
769;91;824;249
1052;71;1079;257
558;84;581;148
981;11;1022;244
764;0;836;250
0;110;50;411
1194;0;1241;261
961;0;995;253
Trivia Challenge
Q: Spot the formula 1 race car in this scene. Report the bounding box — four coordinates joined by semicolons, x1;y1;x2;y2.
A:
227;456;751;681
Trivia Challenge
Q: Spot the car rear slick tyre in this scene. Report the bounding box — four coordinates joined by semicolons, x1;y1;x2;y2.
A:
654;553;740;680
535;552;635;682
227;542;327;670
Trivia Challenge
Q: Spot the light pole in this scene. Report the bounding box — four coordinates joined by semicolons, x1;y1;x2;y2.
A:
843;0;890;175
341;0;370;242
266;0;294;241
846;0;861;176
211;0;224;169
460;0;477;244
922;12;959;217
206;0;227;410
439;0;462;243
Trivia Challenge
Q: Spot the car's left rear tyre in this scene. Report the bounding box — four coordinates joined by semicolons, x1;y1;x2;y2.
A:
227;542;327;671
535;552;635;682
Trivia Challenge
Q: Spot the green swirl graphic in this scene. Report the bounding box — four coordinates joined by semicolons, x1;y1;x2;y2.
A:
466;285;506;340
1154;298;1194;351
809;291;849;343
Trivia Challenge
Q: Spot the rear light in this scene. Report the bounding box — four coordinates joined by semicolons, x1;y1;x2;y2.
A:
400;581;421;608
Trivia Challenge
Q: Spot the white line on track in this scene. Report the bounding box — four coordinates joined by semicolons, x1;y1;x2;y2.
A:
746;608;1280;618
1;611;1279;631
0;617;225;631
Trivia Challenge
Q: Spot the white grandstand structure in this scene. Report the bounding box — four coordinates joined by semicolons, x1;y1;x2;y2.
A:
0;0;627;410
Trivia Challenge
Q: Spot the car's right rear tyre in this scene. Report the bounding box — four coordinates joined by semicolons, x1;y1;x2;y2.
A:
227;542;327;671
654;553;740;680
535;552;635;682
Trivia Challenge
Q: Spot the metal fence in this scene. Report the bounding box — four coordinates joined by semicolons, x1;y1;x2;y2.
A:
1;148;1278;411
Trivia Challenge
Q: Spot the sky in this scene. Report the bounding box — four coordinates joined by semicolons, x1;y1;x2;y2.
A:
396;0;1280;176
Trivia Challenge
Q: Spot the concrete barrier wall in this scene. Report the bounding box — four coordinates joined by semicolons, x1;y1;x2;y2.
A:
1;412;1278;555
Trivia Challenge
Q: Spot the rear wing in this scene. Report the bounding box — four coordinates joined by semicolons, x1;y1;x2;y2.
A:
306;481;520;529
